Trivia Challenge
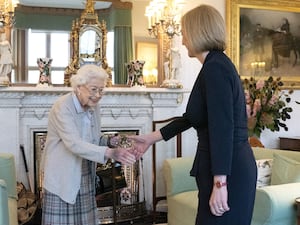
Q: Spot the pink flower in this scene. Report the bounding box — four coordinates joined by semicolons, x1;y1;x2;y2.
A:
256;79;265;89
242;76;293;137
246;104;251;118
244;90;251;104
268;94;278;106
252;99;261;117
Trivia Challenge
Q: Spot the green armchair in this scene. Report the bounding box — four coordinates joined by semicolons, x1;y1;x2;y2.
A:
0;153;18;225
163;147;300;225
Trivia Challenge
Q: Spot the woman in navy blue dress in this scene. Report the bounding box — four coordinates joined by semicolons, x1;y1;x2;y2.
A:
131;4;257;225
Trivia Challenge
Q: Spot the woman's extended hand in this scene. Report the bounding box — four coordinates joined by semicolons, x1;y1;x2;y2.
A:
128;134;152;160
128;130;163;160
105;147;136;166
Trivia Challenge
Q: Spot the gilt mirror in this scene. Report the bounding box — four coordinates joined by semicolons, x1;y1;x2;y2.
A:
64;0;111;86
79;27;102;65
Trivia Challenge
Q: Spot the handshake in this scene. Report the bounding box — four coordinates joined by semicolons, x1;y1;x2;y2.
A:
105;134;153;166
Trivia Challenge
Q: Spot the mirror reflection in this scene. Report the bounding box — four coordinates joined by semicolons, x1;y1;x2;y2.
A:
10;1;160;87
79;28;102;65
64;0;111;86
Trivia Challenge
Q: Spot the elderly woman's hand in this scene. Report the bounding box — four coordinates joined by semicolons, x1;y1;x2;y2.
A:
105;147;136;166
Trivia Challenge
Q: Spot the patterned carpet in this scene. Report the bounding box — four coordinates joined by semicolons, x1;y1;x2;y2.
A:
24;210;167;225
115;212;167;225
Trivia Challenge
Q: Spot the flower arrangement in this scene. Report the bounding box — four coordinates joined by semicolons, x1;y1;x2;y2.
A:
242;76;293;138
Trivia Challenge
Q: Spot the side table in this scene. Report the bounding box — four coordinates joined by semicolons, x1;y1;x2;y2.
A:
296;197;300;225
279;137;300;151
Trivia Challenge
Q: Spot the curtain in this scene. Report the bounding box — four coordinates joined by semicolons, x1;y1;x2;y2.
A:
114;26;133;84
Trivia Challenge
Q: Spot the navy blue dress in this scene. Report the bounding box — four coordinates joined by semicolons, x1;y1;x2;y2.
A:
160;50;257;225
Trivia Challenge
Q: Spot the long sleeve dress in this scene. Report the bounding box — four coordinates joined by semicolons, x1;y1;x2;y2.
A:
160;50;257;225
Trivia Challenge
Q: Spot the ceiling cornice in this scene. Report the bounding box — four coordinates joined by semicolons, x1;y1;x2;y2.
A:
109;1;132;9
16;5;81;16
15;1;132;16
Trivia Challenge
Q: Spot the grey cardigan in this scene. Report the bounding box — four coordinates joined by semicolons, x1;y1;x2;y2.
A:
41;93;108;204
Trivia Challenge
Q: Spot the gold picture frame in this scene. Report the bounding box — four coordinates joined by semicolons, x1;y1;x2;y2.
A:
136;41;159;86
226;0;300;88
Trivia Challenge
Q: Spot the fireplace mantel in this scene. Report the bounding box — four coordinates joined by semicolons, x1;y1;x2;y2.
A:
0;86;188;209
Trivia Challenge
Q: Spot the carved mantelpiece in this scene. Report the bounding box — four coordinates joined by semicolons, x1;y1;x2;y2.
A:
0;86;187;209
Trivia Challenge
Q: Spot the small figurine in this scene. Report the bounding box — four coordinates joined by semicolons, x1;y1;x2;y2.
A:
161;48;183;88
0;23;13;86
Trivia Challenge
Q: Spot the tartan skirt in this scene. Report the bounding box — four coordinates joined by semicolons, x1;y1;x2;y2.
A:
42;159;98;225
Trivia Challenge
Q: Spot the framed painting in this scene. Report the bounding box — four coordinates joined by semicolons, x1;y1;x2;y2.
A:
136;41;158;86
226;0;300;88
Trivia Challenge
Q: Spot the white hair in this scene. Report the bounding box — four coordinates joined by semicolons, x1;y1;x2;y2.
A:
70;64;108;89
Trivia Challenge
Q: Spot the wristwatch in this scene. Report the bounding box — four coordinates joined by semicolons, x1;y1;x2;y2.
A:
215;181;227;188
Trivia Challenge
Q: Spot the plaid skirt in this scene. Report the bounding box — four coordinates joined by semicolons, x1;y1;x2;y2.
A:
42;159;98;225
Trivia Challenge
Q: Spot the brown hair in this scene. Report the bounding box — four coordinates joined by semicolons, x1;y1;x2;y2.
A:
181;4;226;53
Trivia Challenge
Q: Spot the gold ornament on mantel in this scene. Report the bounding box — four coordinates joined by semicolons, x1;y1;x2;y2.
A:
145;0;185;89
64;0;111;87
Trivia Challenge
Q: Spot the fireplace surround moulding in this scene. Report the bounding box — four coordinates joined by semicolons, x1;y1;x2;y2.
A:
0;86;188;210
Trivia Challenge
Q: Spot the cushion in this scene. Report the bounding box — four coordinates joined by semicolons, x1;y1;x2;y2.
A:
271;153;300;185
168;190;198;225
163;157;197;196
256;159;273;188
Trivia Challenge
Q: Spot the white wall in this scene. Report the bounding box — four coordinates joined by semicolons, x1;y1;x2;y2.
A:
131;0;300;150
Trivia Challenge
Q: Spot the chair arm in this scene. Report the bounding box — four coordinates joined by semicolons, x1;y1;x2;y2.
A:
251;182;300;225
163;157;197;197
0;179;9;225
0;153;17;199
0;179;7;188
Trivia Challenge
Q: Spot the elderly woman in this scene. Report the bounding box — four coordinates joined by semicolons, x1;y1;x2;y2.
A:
41;64;136;225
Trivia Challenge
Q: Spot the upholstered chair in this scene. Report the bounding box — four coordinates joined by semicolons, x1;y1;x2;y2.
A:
0;179;9;225
0;153;18;225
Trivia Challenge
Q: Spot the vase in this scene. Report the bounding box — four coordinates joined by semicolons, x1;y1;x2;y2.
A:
125;60;145;87
248;136;264;148
37;58;53;86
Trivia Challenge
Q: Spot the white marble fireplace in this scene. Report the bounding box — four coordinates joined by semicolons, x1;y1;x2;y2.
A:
0;86;187;210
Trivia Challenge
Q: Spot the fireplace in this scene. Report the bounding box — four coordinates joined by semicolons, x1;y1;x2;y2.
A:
94;129;147;224
33;129;147;224
0;86;187;212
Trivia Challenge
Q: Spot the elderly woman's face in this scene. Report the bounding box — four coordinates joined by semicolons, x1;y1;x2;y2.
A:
76;77;105;110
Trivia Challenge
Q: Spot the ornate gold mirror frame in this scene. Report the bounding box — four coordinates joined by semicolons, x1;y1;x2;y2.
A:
64;0;111;86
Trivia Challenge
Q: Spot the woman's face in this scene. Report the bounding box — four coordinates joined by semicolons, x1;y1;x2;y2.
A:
181;28;196;58
76;77;105;110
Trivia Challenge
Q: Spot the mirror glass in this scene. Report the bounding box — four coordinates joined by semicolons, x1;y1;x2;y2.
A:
79;27;102;65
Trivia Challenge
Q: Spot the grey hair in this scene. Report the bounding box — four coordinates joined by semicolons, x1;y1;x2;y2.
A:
70;64;108;89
